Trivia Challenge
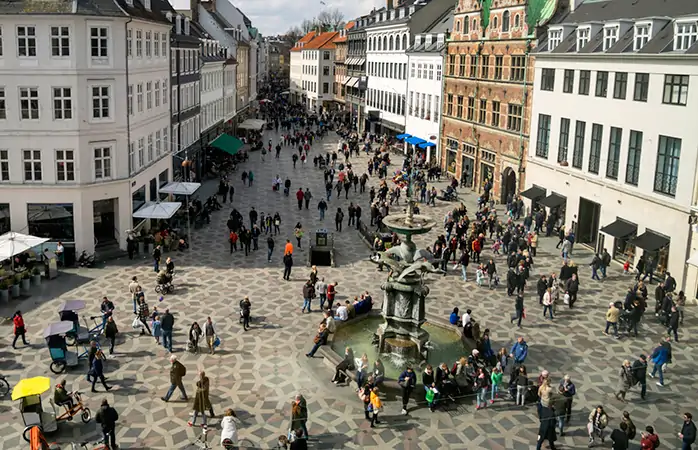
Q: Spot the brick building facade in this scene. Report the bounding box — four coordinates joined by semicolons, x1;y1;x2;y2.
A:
440;0;558;203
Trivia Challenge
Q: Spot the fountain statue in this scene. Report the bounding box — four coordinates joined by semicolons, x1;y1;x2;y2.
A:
372;164;441;361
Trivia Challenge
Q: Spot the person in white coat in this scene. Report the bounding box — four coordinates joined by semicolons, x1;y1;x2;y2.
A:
220;408;239;447
542;288;554;320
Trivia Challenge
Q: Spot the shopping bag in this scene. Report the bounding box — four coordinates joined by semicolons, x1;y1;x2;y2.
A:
213;336;221;348
522;309;526;319
564;293;570;305
425;388;435;403
132;317;143;329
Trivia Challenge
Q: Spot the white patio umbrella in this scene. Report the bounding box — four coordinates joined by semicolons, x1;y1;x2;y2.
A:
158;182;201;248
0;231;50;267
132;202;182;220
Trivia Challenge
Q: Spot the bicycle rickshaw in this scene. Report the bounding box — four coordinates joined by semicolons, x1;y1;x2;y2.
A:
57;300;103;346
13;377;92;443
44;321;96;374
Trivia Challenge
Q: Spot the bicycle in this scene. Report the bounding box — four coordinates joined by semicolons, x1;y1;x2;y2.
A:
0;374;10;398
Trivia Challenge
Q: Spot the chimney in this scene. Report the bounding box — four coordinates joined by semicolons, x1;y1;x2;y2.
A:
569;0;583;12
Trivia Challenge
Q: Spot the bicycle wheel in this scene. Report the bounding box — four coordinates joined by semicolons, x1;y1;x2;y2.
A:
50;360;67;374
81;407;92;423
155;285;162;294
0;377;10;398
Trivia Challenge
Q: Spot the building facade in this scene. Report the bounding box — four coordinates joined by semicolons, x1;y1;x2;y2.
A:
289;32;316;105
0;0;173;259
333;23;354;112
199;39;227;150
525;0;698;294
301;32;340;113
440;0;558;201
346;17;371;133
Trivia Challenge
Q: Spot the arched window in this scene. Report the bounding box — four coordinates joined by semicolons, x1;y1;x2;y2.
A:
464;18;469;34
493;16;498;29
514;14;520;28
455;20;461;32
472;18;478;31
377;37;382;50
502;11;510;32
389;35;394;50
383;36;388;50
402;34;407;49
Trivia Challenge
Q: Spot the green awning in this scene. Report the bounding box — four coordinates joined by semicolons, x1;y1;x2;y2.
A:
211;134;244;156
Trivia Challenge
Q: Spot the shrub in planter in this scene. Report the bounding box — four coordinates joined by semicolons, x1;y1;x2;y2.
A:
20;271;31;292
31;267;42;286
11;274;21;297
0;280;9;302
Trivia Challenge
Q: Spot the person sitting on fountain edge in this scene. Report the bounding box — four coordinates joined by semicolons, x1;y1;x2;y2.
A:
450;307;460;325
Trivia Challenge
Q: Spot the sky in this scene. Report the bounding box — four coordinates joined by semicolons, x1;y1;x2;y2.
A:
170;0;385;36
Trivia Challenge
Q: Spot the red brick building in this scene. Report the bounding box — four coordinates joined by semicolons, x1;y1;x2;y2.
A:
440;0;560;203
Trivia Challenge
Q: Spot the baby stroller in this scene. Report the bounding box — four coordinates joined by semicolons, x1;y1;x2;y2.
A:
155;272;174;294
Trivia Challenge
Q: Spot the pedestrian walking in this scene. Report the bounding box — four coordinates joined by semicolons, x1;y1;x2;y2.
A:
369;387;382;428
587;405;609;447
267;236;275;263
162;355;188;402
537;404;558;450
283;252;293;281
137;297;152;336
11;310;29;349
204;317;216;355
241;296;251;331
95;399;119;450
105;316;118;354
605;302;620;337
189;371;213;427
335;208;344;232
161;309;174;352
680;412;696;450
649;340;669;386
89;350;112;393
152;245;162;272
559;375;575;425
398;367;417;415
632;354;648;400
615;360;633;402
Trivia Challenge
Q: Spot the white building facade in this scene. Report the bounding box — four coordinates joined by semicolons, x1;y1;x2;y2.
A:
525;1;698;294
200;40;226;141
289;32;314;106
0;1;172;260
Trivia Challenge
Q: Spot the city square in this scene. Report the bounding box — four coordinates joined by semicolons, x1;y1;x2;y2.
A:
1;130;695;449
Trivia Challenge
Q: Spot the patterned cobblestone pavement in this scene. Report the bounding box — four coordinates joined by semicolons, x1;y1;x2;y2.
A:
0;130;694;449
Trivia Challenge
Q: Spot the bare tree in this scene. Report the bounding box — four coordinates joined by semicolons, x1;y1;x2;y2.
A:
300;19;315;34
317;8;345;30
284;26;303;44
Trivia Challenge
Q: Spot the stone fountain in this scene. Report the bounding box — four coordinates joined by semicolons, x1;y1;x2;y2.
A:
373;183;441;362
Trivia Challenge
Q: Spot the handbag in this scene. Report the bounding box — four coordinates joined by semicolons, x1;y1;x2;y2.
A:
132;317;143;329
213;336;221;348
564;293;570;304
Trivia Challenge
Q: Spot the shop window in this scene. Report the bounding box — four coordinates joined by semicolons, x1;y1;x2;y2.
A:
0;204;9;235
27;203;75;242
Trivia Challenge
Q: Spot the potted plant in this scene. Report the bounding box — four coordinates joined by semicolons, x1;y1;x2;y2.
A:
31;266;42;286
20;270;31;293
10;274;21;298
0;279;9;303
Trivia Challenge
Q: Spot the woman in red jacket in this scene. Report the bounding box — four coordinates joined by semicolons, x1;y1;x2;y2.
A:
12;310;29;349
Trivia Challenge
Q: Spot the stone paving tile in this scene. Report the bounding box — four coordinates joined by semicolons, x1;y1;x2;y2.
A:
0;129;695;449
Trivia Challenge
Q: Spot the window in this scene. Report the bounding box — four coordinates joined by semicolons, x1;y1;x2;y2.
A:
507;103;522;132
603;26;619;51
50;26;70;57
654;135;681;197
55;150;75;182
595;71;608;97
480;55;489;78
576;27;590;51
146;81;152;109
541;68;555;91
613;72;628;99
491;101;500;127
162;127;169;155
502;11;510;32
136;30;142;57
606;127;622;179
674;21;698;51
155;130;162;157
548;29;562;50
633;73;649;102
434;95;439;122
147;134;153;163
446;93;453;115
571;121;586;169
137;83;143;112
662;74;689;105
558;118;570;163
19;87;39;120
138;138;145;168
0;88;5;119
466;97;474;121
494;56;503;80
128;142;135;174
91;86;110;119
161;33;167;57
90;27;108;58
536;114;551;158
94;146;112;180
52;87;72;119
456;95;464;118
127;84;134;115
563;69;574;93
0;27;3;57
469;56;478;78
23;150;42;181
625;130;642;186
17;26;37;57
447;55;455;75
323;82;329;94
417;63;423;79
154;81;160;107
458;55;465;76
323;51;330;60
510;56;525;82
634;24;651;51
145;31;151;57
428;64;434;80
323;66;329;76
154;32;159;57
127;29;132;57
578;70;591;95
588;124;603;174
478;98;486;124
0;150;8;181
437;64;442;80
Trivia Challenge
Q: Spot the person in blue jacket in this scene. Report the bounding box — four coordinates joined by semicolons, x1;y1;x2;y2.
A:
509;336;528;364
449;307;460;325
649;340;669;386
398;367;417;416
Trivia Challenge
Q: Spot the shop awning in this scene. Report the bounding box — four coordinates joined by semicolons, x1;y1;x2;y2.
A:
687;253;698;267
344;77;358;86
345;58;357;65
211;134;244;156
396;134;411;140
349;78;360;88
238;119;266;130
418;142;436;149
632;230;670;252
133;202;182;220
539;193;566;209
600;219;637;239
405;136;426;145
356;58;365;66
520;185;546;200
159;182;202;196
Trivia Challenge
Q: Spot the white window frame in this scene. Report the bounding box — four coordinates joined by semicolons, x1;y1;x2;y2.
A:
17;25;37;58
674;20;698;51
0;149;9;181
128;142;135;175
0;26;4;58
137;83;143;112
90;85;111;120
154;80;160;107
548;28;563;51
90;26;109;59
146;81;152;109
55;149;75;182
161;33;167;57
127;28;133;57
162;127;169;155
137;137;145;168
136;29;142;57
634;22;652;51
155;130;162;157
50;26;70;57
52;87;72;120
162;79;168;104
127;84;133;115
0;87;6;120
147;134;153;163
19;86;39;120
145;30;152;57
172;86;178;110
154;32;160;57
94;145;113;180
22;149;42;182
603;25;619;51
576;26;590;51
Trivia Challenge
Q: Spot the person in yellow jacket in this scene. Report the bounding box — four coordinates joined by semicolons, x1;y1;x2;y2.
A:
369;386;383;428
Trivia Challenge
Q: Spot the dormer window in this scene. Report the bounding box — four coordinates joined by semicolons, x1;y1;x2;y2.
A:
634;23;651;51
674;20;698;51
144;0;151;11
548;29;562;50
184;19;190;35
603;25;619;51
576;27;590;51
